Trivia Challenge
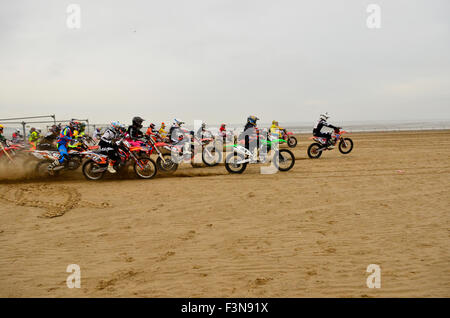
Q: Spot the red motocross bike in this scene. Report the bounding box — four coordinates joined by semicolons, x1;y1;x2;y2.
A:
82;138;157;180
307;128;353;159
0;141;26;163
143;134;178;173
281;129;298;148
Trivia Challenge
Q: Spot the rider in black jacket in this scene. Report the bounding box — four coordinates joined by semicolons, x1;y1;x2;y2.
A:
313;113;340;147
239;116;259;157
127;116;145;140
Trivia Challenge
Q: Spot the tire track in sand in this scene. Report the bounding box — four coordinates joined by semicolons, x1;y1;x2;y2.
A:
0;184;111;218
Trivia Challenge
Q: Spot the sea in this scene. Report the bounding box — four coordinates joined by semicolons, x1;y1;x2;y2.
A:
1;119;450;138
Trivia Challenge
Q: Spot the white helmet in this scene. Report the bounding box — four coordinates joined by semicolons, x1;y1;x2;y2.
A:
320;112;330;121
173;118;184;127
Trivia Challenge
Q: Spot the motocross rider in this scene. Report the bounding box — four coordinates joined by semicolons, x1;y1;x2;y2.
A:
12;129;22;143
74;122;86;138
93;128;101;141
313;112;340;148
49;121;78;169
145;123;164;142
196;122;207;139
0;124;7;146
127;116;145;140
270;120;283;139
99;122;126;174
37;125;59;150
169;118;186;144
28;127;40;150
158;122;167;139
240;116;260;159
169;118;192;158
145;123;157;136
219;123;227;142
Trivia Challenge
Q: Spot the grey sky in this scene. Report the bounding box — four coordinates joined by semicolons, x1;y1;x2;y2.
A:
0;0;449;125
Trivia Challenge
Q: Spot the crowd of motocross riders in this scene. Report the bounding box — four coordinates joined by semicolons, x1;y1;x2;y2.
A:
0;112;342;173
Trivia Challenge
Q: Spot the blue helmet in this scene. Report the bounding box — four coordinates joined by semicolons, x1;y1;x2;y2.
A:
111;121;122;132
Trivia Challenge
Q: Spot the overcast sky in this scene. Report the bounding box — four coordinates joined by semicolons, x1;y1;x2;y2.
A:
0;0;449;125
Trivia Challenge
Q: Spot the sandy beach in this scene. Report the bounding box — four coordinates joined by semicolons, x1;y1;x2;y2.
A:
0;130;449;297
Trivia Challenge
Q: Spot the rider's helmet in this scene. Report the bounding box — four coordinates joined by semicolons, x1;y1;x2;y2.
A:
30;127;36;132
68;121;77;130
272;120;279;126
149;123;156;130
161;122;166;128
132;116;145;129
111;121;122;132
0;124;4;132
119;123;126;134
173;118;184;127
247;115;259;126
320;112;330;121
74;121;81;131
201;122;206;129
79;122;86;132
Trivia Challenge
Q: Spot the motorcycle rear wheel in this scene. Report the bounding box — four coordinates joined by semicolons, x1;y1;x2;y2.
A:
307;143;323;159
82;159;105;180
287;136;298;148
274;149;295;171
202;144;222;166
156;153;178;173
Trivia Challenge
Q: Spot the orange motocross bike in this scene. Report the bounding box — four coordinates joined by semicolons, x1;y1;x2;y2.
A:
82;138;157;180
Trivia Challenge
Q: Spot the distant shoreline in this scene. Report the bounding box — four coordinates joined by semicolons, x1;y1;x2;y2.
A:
292;128;450;135
1;121;450;138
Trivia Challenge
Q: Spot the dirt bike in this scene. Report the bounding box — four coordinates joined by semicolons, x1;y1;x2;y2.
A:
169;129;222;167
307;128;353;159
281;129;298;148
30;148;86;177
224;136;295;174
0;141;26;163
82;138;157;180
143;134;178;173
29;135;99;177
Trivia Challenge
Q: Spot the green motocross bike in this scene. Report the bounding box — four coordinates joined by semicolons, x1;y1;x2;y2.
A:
224;137;295;174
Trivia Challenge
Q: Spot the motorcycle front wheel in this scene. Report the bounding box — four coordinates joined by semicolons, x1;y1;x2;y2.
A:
338;138;353;154
134;156;157;179
225;152;247;174
274;149;295;171
35;160;59;177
